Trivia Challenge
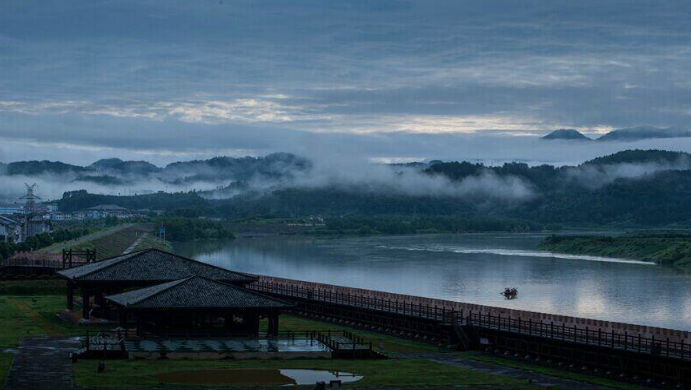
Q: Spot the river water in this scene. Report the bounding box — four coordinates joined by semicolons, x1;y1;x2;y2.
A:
174;233;691;331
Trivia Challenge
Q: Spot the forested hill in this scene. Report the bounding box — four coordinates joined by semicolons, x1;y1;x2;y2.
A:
55;149;691;228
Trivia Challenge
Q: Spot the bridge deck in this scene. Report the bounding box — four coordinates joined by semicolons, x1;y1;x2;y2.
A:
249;279;690;362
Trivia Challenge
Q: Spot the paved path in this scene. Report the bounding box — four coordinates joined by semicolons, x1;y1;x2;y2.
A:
123;232;148;254
391;352;615;389
5;337;81;389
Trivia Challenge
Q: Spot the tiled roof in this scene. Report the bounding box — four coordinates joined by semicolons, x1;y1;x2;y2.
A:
0;215;17;226
57;249;257;283
105;276;293;309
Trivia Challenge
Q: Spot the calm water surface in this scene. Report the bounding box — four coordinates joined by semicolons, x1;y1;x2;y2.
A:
174;234;691;331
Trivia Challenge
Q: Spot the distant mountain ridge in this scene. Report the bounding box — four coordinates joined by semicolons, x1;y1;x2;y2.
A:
541;129;591;140
543;126;691;142
54;149;691;230
597;126;691;141
2;153;311;188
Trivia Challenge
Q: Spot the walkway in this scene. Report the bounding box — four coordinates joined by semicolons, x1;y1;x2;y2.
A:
122;232;148;254
5;337;81;389
391;352;616;390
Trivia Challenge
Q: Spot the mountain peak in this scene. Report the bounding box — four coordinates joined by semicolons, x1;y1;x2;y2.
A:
597;126;691;141
541;129;591;141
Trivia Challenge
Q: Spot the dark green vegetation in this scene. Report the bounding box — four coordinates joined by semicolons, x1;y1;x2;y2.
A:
538;233;691;268
6;152;310;189
58;189;210;213
321;216;548;235
0;227;91;261
153;217;233;241
50;150;691;230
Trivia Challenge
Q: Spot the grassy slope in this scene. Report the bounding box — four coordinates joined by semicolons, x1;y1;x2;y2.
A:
538;235;691;268
43;223;171;260
40;224;132;254
131;233;172;252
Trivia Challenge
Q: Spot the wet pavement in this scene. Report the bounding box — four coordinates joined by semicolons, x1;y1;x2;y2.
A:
5;337;81;389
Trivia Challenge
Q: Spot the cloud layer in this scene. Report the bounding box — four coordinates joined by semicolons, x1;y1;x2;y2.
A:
0;0;690;163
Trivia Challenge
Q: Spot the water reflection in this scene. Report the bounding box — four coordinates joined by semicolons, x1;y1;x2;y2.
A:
175;234;691;330
155;369;362;385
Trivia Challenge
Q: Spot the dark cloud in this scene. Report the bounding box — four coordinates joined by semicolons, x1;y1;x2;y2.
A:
0;0;690;162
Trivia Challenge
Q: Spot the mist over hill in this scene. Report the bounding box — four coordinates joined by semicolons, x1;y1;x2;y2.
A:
25;149;691;228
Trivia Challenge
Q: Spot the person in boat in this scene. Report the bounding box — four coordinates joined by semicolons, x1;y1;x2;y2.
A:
502;288;518;298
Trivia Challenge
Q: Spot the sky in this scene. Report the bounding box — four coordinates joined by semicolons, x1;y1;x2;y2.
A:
1;0;690;166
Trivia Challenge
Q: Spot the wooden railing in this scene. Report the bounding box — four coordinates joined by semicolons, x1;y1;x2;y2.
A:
83;329;136;352
251;280;456;322
313;330;373;352
464;312;691;361
251;279;691;361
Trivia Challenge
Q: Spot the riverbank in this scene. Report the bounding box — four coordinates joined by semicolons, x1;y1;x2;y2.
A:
226;217;555;238
538;233;691;270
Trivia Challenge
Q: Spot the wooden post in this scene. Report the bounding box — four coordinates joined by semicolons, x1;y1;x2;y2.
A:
67;281;74;311
82;289;91;319
119;309;128;328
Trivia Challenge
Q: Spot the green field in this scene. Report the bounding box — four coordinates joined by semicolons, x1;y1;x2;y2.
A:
73;358;521;388
538;233;691;269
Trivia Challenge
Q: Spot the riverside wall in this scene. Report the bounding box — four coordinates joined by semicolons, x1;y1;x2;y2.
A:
257;275;690;343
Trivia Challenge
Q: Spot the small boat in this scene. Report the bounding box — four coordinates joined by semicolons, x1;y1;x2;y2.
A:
501;287;518;299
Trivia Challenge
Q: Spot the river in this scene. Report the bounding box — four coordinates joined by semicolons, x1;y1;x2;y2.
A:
174;233;691;331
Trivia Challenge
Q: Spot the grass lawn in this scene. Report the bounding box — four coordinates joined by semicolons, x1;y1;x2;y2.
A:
73;358;525;388
0;295;52;385
0;279;66;295
461;352;652;390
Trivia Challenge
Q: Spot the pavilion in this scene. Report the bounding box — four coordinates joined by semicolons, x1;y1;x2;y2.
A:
57;249;258;320
105;275;293;337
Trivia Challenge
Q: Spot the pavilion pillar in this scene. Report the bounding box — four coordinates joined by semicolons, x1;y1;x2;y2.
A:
119;309;128;328
136;315;144;337
82;289;91;319
267;313;279;336
67;282;74;311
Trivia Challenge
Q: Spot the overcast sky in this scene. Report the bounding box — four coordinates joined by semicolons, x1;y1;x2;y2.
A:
1;0;690;166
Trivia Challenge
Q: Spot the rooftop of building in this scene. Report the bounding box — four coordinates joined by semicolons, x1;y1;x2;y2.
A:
57;248;258;284
106;275;292;309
